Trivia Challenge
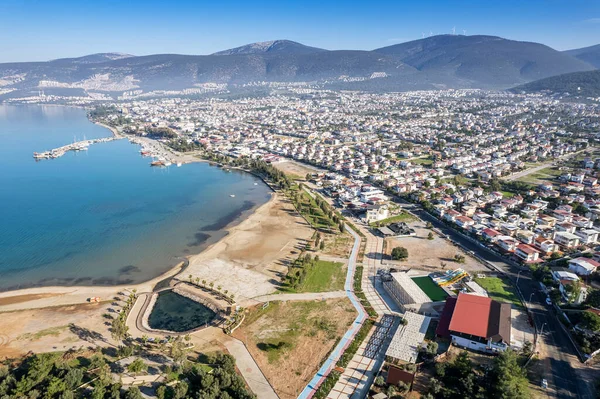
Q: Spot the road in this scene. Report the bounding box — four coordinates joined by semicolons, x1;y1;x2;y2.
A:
505;162;555;181
400;200;594;398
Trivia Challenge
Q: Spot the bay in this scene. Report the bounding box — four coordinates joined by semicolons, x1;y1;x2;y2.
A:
0;105;271;291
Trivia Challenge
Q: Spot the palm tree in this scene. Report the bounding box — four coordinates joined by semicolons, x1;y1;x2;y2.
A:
202;279;206;287
217;285;222;292
224;290;228;296
195;277;200;286
188;274;193;283
209;282;214;290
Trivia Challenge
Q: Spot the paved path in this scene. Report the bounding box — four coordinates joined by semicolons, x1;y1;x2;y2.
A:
327;224;399;399
298;225;367;399
253;291;347;303
223;338;279;399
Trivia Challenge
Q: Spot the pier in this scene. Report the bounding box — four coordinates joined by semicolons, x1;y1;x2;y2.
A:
33;137;123;160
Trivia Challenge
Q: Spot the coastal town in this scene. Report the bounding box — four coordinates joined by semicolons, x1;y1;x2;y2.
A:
2;87;600;399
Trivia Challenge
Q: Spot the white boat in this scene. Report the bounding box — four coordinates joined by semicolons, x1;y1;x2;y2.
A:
177;162;182;167
230;194;235;198
254;183;258;185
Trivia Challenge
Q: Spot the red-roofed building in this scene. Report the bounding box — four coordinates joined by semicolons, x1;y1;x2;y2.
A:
515;244;541;263
436;293;511;353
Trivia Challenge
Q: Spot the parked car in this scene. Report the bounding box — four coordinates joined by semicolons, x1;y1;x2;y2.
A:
546;297;552;306
541;379;548;389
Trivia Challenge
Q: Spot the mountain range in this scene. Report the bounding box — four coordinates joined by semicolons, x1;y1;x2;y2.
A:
0;36;598;99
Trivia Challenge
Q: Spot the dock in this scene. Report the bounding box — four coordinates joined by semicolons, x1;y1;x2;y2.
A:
33;137;122;160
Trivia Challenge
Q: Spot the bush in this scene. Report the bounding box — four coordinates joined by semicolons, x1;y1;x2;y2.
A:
391;246;408;260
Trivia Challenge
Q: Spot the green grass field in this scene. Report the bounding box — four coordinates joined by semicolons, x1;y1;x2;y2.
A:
370;212;416;227
517;166;562;184
412;276;448;302
411;157;433;166
301;261;346;292
473;277;521;307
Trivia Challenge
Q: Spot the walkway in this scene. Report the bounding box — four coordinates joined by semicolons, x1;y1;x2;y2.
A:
253;291;347;303
223;338;279;399
326;224;399;399
297;225;367;399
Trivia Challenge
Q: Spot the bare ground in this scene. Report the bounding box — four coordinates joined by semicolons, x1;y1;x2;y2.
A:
233;298;356;399
181;193;314;305
384;221;487;273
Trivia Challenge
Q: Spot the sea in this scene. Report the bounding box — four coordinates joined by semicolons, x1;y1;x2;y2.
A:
0;105;272;291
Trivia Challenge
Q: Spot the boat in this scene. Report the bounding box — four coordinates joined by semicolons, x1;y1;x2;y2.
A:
230;194;235;198
254;183;258;185
177;162;182;167
151;160;165;167
164;161;172;167
140;150;152;156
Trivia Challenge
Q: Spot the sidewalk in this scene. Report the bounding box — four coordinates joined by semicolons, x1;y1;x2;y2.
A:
223;337;279;399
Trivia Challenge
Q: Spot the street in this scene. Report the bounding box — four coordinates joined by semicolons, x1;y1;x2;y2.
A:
400;200;596;398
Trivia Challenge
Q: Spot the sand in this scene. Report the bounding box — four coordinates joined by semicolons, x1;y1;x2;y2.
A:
0;190;314;358
181;193;314;304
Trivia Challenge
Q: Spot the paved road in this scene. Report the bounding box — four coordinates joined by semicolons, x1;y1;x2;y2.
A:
505;162;555;182
223;338;279;399
253;291;347;303
400;201;593;398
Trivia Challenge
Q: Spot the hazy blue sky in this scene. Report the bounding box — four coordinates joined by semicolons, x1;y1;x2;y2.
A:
1;0;599;62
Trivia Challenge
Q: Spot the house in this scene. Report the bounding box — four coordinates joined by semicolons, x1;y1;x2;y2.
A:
553;232;580;249
497;236;518;252
575;229;599;245
533;236;558;255
515;244;541;263
455;216;475;229
552;270;585;304
568;257;600;276
482;228;501;242
436;293;511;353
363;204;389;223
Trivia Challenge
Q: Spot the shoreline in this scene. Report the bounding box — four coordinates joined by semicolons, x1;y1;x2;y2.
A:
0;192;276;311
0;111;277;308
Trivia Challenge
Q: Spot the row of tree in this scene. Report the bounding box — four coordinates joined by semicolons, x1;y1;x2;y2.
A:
422;350;530;399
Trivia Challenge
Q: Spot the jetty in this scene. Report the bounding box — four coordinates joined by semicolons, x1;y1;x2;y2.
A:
33;137;122;160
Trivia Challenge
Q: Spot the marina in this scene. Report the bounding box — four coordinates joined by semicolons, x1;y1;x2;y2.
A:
33;136;122;160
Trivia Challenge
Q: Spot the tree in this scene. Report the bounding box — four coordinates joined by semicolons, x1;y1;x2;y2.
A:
585;289;600;308
391;246;408;260
127;359;147;376
580;311;600;332
489;350;530;399
374;376;385;387
428;232;434;240
320;241;325;250
454;254;466;264
125;387;143;399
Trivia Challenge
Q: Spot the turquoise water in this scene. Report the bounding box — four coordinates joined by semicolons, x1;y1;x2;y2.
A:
0;105;271;291
148;290;216;332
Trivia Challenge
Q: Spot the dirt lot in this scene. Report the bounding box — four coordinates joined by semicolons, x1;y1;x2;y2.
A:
273;160;323;180
0;302;113;360
384;220;486;273
233;298;356;399
183;193;314;304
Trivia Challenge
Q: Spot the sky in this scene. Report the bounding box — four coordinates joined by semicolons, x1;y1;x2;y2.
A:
0;0;599;62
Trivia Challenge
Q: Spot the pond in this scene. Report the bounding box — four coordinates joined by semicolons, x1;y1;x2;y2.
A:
148;290;216;332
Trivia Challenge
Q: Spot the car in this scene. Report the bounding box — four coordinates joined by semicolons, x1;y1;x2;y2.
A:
546;297;552;306
541;379;548;389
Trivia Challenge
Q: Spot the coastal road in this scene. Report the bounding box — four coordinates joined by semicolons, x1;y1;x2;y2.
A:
399;201;593;398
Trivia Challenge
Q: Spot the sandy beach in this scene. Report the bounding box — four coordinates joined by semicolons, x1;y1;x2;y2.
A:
0;188;313;358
